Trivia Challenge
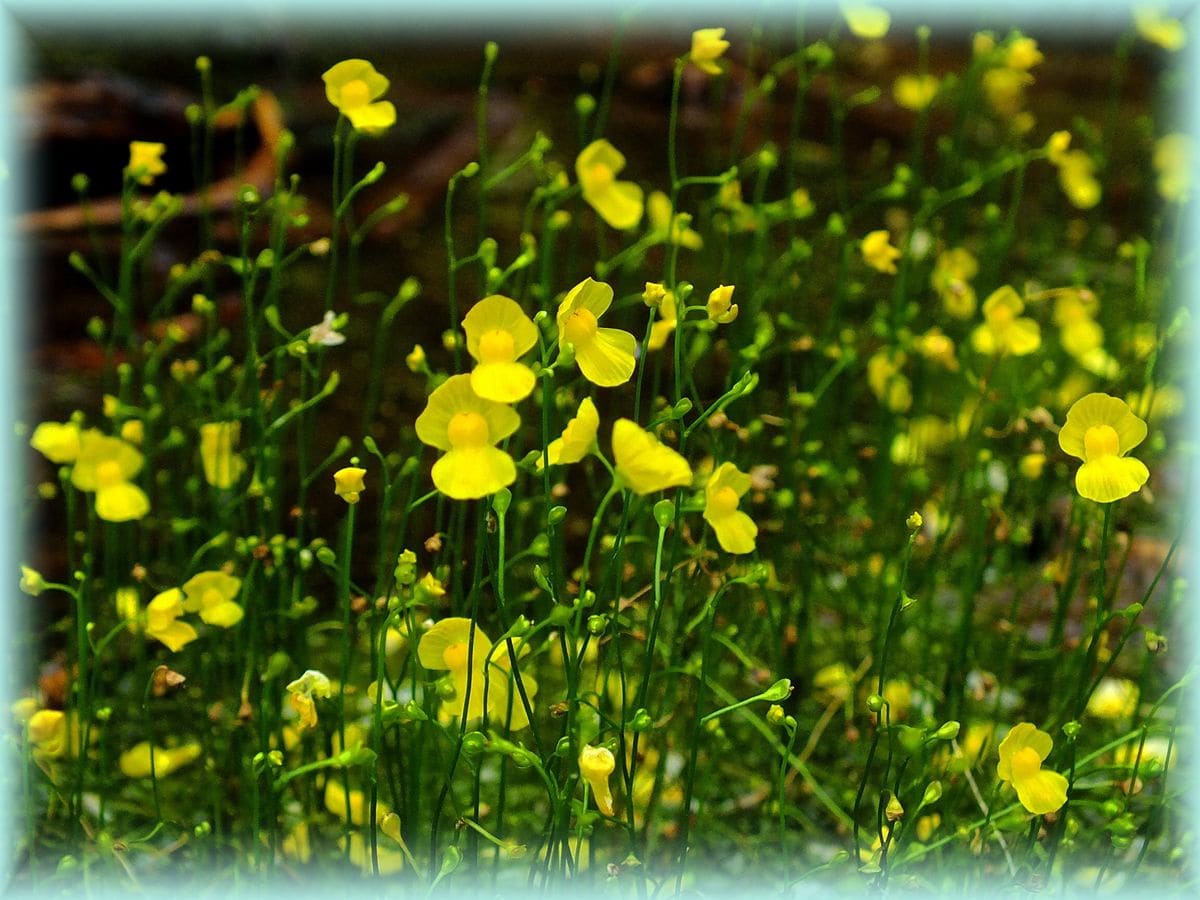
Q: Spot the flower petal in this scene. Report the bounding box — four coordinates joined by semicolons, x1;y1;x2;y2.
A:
95;483;150;522
470;361;536;404
708;509;758;554
432;447;516;500
576;327;636;387
1014;769;1069;815
1059;393;1148;459
1075;456;1150;503
588;181;645;231
418;618;491;672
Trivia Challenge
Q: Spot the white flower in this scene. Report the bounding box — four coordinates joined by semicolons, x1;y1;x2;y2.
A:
309;311;346;346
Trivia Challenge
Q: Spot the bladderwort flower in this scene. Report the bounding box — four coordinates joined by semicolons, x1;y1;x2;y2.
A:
308;310;346;346
418;618;538;730
556;278;637;387
181;570;244;628
689;28;730;76
893;74;939;111
579;744;617;816
71;429;150;523
706;285;738;324
30;421;81;464
1153;133;1192;203
199;422;247;489
647;191;703;250
997;722;1068;815
1135;5;1187;52
333;466;367;504
1058;393;1150;503
576;140;644;230
119;742;202;778
127;141;166;185
462;294;539;403
415;374;519;500
703;463;758;554
841;3;890;39
970;286;1041;356
612;419;692;495
286;669;333;730
648;290;678;351
537;397;599;469
322;59;396;133
862;230;901;274
145;588;199;652
931;247;978;318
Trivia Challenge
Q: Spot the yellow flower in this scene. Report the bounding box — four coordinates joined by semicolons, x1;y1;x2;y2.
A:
706;285;739;324
647;290;677;351
576;140;644;230
970;287;1041;356
703;463;758;554
890;416;956;466
1054;150;1101;209
1135;6;1187;51
690;27;730;76
997;723;1068;815
883;679;912;720
612;419;692;495
199;422;247;489
181;570;244;628
71;430;150;523
1086;677;1139;720
1126;384;1184;423
145;588;199;652
343;833;405;875
322;59;396;133
115;587;141;634
813;662;854;704
647;191;703;249
1056;299;1104;359
556;278;637;387
867;350;913;413
893;74;939;111
1153;133;1192;203
418;618;537;729
917;327;959;371
286;669;333;730
1005;37;1043;71
931;247;978;318
19;565;46;597
27;709;67;756
537;397;599;469
120;420;144;445
281;822;311;863
30;421;81;464
1058;393;1150;503
128;141;166;185
324;779;390;826
333;466;367;504
463;294;539;403
415;374;519;500
1019;453;1047;480
840;3;890;39
1045;130;1072;165
981;67;1032;118
862;230;900;274
119;741;202;778
579;745;616;816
